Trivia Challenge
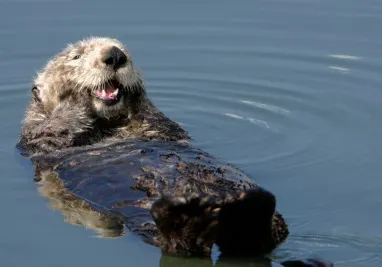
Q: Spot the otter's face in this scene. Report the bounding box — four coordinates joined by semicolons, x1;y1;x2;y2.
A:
33;37;144;118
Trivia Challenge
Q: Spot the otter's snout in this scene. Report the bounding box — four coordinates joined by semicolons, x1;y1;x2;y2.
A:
103;46;127;70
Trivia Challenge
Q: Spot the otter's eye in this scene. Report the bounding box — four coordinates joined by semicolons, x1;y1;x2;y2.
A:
72;55;81;60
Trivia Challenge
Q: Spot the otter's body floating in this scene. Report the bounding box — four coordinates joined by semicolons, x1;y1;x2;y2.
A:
18;37;332;267
31;139;287;257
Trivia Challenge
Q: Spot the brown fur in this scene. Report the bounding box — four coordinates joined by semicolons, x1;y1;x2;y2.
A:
17;37;331;267
19;37;188;154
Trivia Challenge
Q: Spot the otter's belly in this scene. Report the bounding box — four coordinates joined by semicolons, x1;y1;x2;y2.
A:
32;140;257;221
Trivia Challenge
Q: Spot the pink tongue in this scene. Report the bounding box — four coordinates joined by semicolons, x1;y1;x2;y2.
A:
96;84;117;99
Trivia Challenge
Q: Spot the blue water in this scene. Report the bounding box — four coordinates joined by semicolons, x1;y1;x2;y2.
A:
1;0;382;266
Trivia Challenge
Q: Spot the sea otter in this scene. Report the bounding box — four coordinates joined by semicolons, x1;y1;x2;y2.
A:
17;37;332;267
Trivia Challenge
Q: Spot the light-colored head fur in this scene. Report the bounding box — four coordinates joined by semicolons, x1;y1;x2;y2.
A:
33;37;144;119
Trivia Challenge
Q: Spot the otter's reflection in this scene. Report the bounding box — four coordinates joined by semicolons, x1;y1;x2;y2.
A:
159;254;333;267
35;165;125;238
159;254;277;267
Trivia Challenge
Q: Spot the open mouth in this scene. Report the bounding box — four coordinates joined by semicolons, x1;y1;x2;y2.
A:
95;79;123;105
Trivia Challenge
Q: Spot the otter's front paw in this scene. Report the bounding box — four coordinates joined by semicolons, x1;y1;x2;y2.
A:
26;136;72;153
51;102;93;133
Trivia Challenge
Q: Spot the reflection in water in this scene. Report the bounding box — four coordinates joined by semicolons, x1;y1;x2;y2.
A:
160;254;276;267
35;166;125;239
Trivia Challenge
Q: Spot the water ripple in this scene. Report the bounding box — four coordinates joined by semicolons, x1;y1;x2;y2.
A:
279;233;382;266
240;100;291;116
224;113;276;132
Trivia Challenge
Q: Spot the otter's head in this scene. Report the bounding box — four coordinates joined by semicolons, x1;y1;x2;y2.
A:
33;37;144;118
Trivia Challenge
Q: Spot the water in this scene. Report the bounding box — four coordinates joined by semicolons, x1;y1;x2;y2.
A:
1;0;382;266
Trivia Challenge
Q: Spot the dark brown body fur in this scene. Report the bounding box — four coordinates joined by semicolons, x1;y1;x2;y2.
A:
17;37;332;267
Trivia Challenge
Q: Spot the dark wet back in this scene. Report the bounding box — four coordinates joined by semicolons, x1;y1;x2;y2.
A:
35;140;257;218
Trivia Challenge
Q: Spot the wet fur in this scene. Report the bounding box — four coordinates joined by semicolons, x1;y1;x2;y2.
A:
19;37;187;154
18;37;332;267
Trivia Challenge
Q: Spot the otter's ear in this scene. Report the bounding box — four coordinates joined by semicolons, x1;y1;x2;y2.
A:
31;86;41;102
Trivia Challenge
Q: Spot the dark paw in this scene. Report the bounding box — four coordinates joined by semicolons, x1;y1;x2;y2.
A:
151;194;219;257
281;258;333;267
215;187;278;256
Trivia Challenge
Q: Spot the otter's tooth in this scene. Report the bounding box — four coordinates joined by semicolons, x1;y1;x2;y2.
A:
113;88;119;96
101;89;106;98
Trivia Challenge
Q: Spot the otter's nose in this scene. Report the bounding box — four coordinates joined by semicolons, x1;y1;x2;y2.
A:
103;46;127;70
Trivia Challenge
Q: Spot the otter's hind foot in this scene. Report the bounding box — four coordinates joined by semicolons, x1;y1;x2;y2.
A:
151;187;281;257
151;193;219;257
214;187;278;256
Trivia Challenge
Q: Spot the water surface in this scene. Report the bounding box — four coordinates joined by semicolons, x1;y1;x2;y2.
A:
1;0;382;266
